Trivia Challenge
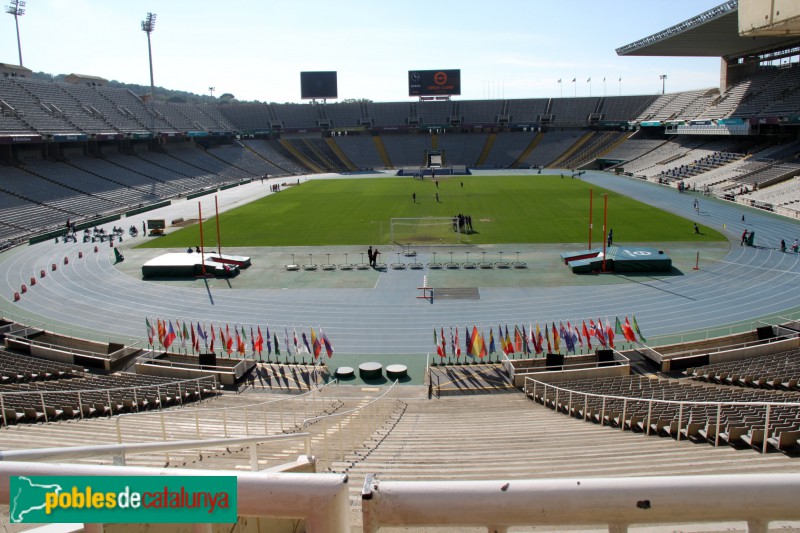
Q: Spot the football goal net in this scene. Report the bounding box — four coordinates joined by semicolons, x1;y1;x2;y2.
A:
390;217;461;245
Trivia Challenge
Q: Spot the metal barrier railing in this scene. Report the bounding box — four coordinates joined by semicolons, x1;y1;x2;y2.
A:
114;379;340;447
523;376;800;454
0;433;311;472
361;473;800;533
0;376;218;426
301;380;401;471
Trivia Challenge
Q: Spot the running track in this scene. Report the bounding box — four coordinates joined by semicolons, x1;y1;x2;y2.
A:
1;172;799;355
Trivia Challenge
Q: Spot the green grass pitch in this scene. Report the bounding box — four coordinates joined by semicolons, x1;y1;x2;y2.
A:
137;175;726;247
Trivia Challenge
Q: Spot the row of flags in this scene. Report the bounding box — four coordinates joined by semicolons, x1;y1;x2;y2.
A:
433;316;646;358
145;318;333;359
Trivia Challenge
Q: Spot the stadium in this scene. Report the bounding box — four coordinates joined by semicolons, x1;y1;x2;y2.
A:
1;1;800;531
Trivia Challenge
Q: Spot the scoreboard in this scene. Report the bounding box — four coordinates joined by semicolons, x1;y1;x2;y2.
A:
408;69;461;97
300;71;338;100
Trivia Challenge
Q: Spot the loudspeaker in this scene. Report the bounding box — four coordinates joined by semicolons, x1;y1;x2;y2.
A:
756;326;775;340
596;349;615;367
198;353;217;368
545;353;564;370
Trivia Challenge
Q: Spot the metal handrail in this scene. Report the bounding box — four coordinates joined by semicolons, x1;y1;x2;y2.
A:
524;376;800;453
116;378;337;421
523;375;800;409
301;379;399;427
0;375;217;398
299;380;401;470
0;433;312;471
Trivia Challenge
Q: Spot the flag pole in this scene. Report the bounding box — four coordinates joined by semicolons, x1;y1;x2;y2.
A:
602;194;608;272
198;202;206;277
215;195;222;257
588;188;593;250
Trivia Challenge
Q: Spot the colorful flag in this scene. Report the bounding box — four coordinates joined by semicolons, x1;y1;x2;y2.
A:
561;323;575;353
163;320;177;349
466;326;473;357
190;321;197;353
311;327;321;358
301;330;311;354
532;323;541;354
488;328;497;355
470;326;486;359
454;327;461;358
582;321;592;350
441;327;447;357
250;326;256;353
552;322;560;353
574;324;584;349
256;326;264;355
294;328;302;353
504;325;514;355
606;319;615;349
514;325;523;353
545;323;551;353
145;317;154;345
210;323;216;352
434;328;444;357
181;321;189;350
284;328;291;356
615;317;624;336
158;318;165;346
219;323;233;355
266;326;272;355
238;326;247;355
197;322;207;350
594;319;607;347
622;317;637;342
273;332;280;356
321;328;334;358
632;315;647;342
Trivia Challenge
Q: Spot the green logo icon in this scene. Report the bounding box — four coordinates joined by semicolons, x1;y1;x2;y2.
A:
10;476;237;523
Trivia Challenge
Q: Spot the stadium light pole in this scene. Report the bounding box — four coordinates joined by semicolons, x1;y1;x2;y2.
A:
141;12;157;100
5;0;25;66
659;74;667;95
209;87;215;98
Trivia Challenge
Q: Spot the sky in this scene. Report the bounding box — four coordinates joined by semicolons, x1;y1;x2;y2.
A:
0;1;728;103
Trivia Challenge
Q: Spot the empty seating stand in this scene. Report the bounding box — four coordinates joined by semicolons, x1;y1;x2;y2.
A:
526;374;800;454
1;351;218;426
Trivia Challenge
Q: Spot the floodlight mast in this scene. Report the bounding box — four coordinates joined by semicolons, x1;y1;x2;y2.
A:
5;0;25;66
659;74;668;95
209;87;215;98
141;12;157;100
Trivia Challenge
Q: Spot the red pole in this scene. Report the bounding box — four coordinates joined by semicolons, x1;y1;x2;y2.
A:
601;194;608;272
198;202;206;276
693;251;700;271
215;195;222;257
588;188;593;250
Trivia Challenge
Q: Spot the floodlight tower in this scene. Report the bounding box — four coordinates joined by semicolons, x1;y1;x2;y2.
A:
5;0;25;66
141;12;157;100
209;87;215;98
659;74;668;95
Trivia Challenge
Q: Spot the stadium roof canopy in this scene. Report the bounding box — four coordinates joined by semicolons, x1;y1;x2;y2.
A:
616;0;800;58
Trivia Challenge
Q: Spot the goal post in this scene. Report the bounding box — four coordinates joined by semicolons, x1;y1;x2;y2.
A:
390;217;461;245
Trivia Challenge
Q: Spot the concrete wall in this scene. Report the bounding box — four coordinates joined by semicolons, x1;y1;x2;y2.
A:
513;364;629;387
136;360;240;386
